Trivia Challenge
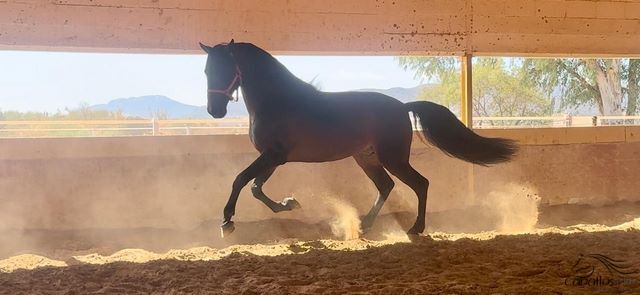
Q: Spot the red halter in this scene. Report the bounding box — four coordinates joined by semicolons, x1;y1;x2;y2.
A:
208;65;242;101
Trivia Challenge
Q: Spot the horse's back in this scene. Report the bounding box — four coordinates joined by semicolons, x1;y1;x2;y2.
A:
321;91;413;137
332;91;414;147
273;91;412;162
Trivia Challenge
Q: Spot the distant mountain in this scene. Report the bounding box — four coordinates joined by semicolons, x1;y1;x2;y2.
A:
91;95;208;119
91;86;426;119
356;85;427;103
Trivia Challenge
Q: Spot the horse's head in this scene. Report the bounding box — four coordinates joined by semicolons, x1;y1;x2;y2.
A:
199;39;241;118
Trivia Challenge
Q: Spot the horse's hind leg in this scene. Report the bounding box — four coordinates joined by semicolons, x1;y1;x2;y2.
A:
354;149;394;233
251;168;301;212
378;151;429;235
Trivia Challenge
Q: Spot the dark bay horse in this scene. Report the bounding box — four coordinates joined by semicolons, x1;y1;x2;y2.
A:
200;40;517;237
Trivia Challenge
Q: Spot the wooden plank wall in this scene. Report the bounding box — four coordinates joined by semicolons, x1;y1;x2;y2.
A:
0;0;639;55
1;132;639;230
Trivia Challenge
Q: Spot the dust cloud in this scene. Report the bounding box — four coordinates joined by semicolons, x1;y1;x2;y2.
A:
422;182;541;235
480;183;540;233
323;196;362;240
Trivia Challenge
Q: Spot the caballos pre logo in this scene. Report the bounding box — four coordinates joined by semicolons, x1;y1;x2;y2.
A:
565;253;640;288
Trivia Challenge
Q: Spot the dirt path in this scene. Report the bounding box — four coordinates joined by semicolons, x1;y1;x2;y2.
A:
2;207;640;294
1;230;639;294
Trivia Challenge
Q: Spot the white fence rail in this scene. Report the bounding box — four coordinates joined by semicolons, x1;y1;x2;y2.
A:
473;115;640;128
0;118;249;138
2;115;640;138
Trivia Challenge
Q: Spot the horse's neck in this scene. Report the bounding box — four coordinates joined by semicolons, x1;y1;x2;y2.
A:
240;81;293;117
234;44;316;116
240;87;260;117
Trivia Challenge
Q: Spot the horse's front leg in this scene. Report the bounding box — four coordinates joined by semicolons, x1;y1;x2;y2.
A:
251;167;301;212
222;152;285;237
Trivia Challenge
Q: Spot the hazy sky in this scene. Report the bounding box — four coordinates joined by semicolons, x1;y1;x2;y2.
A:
0;50;422;112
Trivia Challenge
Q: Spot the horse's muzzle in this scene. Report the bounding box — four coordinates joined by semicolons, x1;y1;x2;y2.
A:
208;106;227;118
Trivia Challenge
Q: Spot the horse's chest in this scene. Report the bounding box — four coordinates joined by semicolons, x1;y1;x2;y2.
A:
248;119;285;153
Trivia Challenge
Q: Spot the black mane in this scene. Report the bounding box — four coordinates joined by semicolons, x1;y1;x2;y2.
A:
231;43;319;97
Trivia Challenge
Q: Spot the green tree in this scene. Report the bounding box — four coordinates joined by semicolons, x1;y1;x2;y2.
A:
473;59;551;119
523;58;640;116
397;56;460;109
400;57;640;118
397;57;552;122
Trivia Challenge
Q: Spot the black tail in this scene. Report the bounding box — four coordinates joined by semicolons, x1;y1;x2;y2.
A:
406;101;518;166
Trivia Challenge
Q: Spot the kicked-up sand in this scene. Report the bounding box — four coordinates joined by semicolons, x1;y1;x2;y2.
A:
1;212;640;294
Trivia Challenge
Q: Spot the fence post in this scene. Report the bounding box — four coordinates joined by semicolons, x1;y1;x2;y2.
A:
152;117;159;136
460;54;473;127
565;114;572;127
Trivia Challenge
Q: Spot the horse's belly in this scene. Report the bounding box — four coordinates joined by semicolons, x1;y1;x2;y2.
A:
285;131;369;162
250;111;375;162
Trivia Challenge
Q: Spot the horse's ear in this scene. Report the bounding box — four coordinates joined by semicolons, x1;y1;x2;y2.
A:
229;39;235;44
199;42;211;53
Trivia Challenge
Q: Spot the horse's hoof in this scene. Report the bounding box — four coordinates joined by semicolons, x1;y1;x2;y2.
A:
282;197;301;210
359;224;371;235
220;221;235;238
406;227;423;236
359;218;373;234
